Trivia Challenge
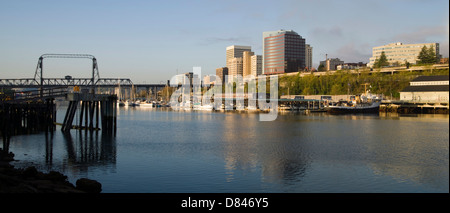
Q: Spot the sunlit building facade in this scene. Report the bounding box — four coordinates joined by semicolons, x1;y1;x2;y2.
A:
263;30;306;75
368;42;440;67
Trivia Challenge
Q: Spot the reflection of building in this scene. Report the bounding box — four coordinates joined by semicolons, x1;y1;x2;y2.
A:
400;75;449;103
263;30;306;74
368;42;440;67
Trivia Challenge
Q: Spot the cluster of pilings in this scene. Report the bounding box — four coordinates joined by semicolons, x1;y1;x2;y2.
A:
0;99;56;152
61;93;117;135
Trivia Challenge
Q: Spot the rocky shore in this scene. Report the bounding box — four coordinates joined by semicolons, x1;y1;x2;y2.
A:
0;148;102;193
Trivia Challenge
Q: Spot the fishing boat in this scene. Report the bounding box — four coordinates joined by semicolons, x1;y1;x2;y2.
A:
326;88;381;114
326;101;380;114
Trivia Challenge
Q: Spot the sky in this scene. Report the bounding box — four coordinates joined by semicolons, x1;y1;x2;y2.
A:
0;0;448;83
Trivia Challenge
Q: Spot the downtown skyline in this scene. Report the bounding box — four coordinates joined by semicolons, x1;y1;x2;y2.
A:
0;0;448;83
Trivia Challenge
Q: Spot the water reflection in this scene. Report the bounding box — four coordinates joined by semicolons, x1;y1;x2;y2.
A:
6;108;448;192
60;131;116;166
220;112;312;186
15;129;118;179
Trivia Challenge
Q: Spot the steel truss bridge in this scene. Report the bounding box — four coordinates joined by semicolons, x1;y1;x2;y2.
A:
0;54;165;89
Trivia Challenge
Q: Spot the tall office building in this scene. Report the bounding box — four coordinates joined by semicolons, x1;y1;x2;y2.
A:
226;45;252;69
251;55;262;77
263;30;306;74
305;44;313;70
228;57;243;81
216;67;228;84
243;51;254;78
368;42;440;67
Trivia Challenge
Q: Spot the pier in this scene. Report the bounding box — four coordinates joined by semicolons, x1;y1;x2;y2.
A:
380;100;449;114
62;92;117;134
0;54;125;153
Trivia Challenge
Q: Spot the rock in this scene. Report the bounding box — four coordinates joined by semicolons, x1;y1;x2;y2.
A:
44;171;68;182
0;149;14;162
1;151;102;193
22;166;38;178
76;178;102;193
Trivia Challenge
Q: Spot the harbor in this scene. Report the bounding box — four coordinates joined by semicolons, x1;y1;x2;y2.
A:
2;106;448;193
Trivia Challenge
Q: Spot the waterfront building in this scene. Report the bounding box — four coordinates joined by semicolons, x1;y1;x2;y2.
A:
216;67;228;84
263;30;306;75
400;75;449;103
368;42;440;67
319;58;344;71
305;44;313;70
226;45;252;69
251;55;262;77
243;51;254;78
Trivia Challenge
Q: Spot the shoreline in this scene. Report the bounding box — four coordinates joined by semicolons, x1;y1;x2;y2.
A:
0;148;102;193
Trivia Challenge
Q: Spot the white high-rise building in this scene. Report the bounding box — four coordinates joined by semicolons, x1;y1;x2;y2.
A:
305;44;313;70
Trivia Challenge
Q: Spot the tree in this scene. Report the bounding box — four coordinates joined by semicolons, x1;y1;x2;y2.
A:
417;45;437;64
373;51;389;68
318;63;326;71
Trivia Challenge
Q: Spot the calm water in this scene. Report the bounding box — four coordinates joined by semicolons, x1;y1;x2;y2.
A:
5;106;449;193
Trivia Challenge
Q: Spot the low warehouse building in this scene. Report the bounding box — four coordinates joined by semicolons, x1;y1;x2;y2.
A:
400;75;449;103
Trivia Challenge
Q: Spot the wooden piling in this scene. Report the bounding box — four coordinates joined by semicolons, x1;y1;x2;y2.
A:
1;100;57;152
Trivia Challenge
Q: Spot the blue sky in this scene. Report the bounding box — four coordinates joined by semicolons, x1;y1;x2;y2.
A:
1;0;448;83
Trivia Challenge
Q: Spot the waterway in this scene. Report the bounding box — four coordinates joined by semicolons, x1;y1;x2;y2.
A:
5;106;449;193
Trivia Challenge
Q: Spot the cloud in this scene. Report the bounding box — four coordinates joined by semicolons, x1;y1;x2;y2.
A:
391;26;447;44
198;36;253;46
332;42;372;63
311;26;343;37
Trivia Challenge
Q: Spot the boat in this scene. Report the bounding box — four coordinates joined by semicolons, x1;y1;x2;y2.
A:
139;100;154;108
326;92;381;114
193;103;214;111
117;100;126;107
326;101;380;114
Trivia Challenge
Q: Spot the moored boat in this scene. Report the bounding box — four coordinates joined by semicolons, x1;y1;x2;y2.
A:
326;101;380;114
326;90;381;114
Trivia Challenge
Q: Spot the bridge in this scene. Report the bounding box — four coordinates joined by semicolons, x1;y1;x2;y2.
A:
0;54;167;102
0;54;166;88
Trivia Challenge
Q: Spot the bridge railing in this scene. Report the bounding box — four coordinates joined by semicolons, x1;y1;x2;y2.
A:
1;86;69;103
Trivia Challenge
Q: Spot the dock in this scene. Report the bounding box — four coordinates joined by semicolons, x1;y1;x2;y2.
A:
380;100;449;114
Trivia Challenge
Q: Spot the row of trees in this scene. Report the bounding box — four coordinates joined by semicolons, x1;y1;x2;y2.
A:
279;68;448;99
417;45;438;64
